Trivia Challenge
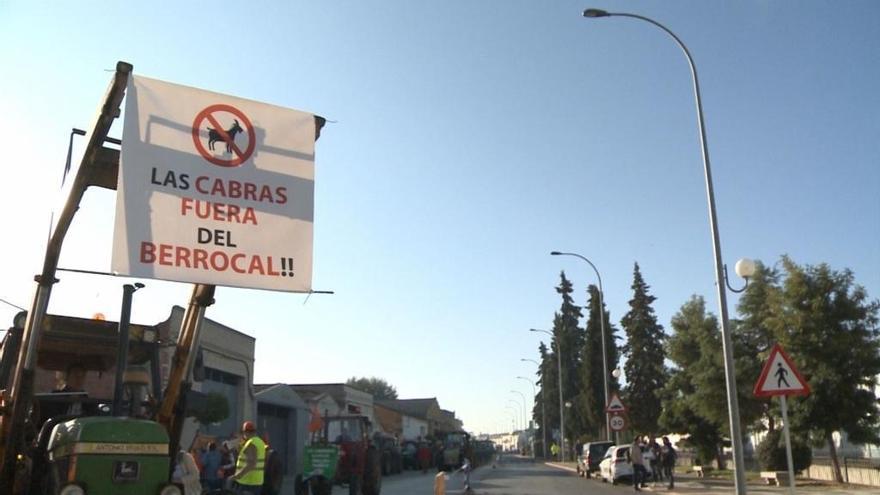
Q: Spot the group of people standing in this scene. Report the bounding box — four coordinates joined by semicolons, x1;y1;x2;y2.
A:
629;435;676;491
175;421;283;495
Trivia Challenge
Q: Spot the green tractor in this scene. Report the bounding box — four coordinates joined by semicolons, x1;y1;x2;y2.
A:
0;310;187;495
40;417;176;495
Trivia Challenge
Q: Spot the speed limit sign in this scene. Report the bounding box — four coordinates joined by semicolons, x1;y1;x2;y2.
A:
609;414;627;432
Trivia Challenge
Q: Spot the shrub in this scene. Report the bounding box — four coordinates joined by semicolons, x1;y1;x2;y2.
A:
756;429;812;472
193;392;230;425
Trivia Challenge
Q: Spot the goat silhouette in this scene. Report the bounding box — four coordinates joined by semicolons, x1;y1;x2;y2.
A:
207;119;245;153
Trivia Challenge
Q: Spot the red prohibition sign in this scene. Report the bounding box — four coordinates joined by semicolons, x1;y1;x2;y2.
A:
191;104;256;167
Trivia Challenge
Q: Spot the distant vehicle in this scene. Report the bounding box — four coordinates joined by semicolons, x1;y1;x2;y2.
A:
400;441;418;470
298;415;382;495
439;431;471;471
577;441;614;478
373;432;402;475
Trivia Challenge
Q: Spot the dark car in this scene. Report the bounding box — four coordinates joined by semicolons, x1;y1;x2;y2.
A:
577;441;614;478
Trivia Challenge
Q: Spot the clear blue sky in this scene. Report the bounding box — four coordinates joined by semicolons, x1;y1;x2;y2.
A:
1;1;878;435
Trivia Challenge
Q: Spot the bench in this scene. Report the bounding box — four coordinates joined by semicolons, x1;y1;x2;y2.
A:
693;466;713;477
760;471;791;486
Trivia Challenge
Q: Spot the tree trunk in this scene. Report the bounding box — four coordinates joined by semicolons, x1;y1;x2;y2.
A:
716;445;725;471
827;433;843;483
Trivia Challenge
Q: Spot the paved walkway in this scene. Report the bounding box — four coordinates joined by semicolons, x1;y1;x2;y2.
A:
544;462;880;495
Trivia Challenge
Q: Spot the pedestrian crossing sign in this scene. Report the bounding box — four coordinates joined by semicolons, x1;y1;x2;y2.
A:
753;343;811;397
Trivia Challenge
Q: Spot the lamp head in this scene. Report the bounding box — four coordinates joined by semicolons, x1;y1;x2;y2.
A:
734;258;756;279
583;8;610;18
550;251;562;256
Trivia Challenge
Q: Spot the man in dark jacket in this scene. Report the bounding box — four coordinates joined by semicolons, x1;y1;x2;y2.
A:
262;437;284;495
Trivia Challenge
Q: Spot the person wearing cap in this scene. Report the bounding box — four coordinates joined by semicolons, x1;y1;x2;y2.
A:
231;421;266;494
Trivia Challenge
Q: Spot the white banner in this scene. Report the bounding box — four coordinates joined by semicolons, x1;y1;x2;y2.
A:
112;76;315;292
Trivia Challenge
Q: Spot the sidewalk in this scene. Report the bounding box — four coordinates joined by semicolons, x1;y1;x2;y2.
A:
544;463;880;494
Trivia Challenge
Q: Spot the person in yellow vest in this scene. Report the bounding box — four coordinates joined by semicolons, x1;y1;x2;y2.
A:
231;421;266;495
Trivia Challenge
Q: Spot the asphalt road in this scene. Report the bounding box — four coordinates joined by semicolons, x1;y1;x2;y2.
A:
379;455;641;495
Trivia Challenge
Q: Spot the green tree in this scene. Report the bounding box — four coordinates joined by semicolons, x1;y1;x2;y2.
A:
660;296;726;466
192;392;230;425
578;284;620;439
621;263;667;435
550;272;585;447
346;376;398;400
767;257;880;482
734;261;783;433
533;342;553;455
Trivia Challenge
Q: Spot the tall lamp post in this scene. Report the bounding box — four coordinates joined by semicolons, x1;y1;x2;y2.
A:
505;406;519;432
531;328;566;462
582;9;750;493
520;360;548;459
551;251;611;441
504;413;516;437
511;390;528;430
517;375;542;458
511;389;529;455
508;397;525;433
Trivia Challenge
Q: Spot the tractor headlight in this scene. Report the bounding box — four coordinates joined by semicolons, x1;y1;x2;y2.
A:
158;484;183;495
59;483;86;495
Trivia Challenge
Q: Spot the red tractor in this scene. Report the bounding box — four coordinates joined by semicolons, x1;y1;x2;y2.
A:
297;415;381;495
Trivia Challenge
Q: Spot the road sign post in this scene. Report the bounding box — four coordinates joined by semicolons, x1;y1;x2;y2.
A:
754;344;810;495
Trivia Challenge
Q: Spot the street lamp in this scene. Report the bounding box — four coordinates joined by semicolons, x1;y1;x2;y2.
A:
531;328;566;462
511;389;529;455
511;389;528;430
517;376;539;459
520;360;549;459
508;396;525;433
551;251;611;441
505;406;519;431
583;9;750;493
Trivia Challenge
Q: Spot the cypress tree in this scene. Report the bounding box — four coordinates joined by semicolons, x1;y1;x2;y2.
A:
578;284;620;440
660;296;727;466
621;262;667;435
551;272;585;446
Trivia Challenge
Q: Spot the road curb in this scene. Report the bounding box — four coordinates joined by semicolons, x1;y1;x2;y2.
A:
544;462;578;473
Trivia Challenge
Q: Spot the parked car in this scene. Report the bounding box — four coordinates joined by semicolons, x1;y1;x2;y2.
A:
599;444;655;485
577;441;614;478
599;445;632;485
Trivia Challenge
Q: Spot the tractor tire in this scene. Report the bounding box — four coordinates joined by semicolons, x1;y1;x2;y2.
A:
362;447;382;495
294;474;308;495
312;476;332;495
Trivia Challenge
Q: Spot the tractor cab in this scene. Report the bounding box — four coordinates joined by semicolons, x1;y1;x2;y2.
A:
0;313;181;495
